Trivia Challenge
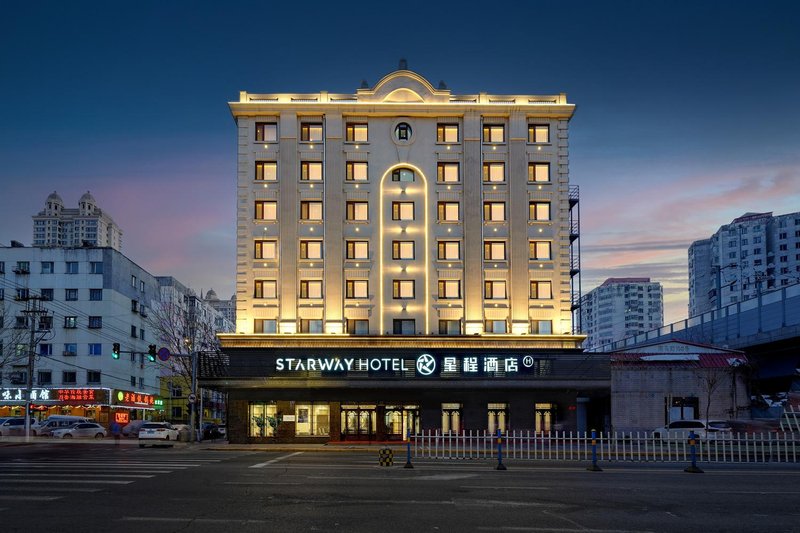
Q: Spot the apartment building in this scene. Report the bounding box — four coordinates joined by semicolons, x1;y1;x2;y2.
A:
579;278;664;351
32;191;123;251
689;211;800;316
211;66;602;444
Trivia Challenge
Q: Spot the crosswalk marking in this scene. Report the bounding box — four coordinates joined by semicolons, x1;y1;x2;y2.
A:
249;451;304;468
10;479;135;485
0;473;155;478
0;495;63;501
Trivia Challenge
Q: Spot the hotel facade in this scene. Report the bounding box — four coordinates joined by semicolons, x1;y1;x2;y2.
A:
210;67;607;443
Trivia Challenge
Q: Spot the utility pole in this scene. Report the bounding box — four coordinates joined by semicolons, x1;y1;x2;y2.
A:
21;296;49;441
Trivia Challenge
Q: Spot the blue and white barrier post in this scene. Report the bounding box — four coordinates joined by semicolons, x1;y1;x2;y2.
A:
587;429;602;471
496;428;507;470
404;429;413;469
684;431;704;473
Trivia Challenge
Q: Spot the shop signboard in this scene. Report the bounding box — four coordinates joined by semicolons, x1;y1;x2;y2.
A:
0;387;110;405
113;390;156;407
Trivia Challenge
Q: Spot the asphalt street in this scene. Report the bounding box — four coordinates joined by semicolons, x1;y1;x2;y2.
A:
0;442;798;532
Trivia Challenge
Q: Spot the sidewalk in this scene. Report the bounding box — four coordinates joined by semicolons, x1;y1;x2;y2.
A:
195;440;411;453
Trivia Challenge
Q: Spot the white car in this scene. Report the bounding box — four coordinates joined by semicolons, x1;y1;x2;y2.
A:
138;422;180;447
0;417;41;436
52;422;107;439
652;420;732;441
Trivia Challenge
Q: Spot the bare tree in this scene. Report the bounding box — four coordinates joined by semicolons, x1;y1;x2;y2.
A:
698;368;726;422
0;300;41;381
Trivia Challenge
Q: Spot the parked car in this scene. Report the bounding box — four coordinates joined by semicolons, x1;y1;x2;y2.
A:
138;422;180;448
652;419;732;441
52;422;107;439
725;419;781;435
122;420;147;437
0;417;41;436
37;416;93;437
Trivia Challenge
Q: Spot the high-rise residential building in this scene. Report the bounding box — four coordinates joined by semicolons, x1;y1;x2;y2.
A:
204;289;236;332
32;191;123;251
0;244;160;424
688;211;800;316
209;66;606;444
579;278;664;351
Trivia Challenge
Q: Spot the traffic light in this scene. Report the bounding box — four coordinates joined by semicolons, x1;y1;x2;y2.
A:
147;345;157;362
112;343;120;359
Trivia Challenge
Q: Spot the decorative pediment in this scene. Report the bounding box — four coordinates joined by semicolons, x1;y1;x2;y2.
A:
357;70;450;104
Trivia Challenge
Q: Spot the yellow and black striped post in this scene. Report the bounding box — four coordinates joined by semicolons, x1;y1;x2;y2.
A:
379;447;393;466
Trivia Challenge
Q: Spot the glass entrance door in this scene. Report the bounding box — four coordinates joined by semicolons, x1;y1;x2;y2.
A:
341;404;376;440
385;405;420;439
535;402;555;433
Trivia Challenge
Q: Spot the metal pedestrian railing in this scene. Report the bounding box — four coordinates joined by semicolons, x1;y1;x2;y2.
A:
410;430;800;464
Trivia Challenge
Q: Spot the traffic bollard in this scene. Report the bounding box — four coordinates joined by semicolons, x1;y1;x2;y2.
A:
496;428;507;470
404;429;413;469
684;431;704;473
586;429;603;471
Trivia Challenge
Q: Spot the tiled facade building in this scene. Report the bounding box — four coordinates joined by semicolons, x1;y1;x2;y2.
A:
33;192;123;251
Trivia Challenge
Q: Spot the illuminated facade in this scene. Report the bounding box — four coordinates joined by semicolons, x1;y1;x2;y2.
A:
212;67;600;443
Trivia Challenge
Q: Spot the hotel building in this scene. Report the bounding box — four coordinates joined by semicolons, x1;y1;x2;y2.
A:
211;66;605;443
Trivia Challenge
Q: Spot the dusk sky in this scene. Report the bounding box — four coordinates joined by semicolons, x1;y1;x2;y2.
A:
1;1;798;324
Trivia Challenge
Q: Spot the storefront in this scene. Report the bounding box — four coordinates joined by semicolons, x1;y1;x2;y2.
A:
0;387;161;427
206;336;610;444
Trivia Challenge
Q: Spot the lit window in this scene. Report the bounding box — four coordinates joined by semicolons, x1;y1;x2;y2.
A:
438;280;461;299
392;241;415;260
346;123;368;142
483;124;505;143
531;320;553;334
482;162;505;182
256;122;278;142
437;162;459;183
529;202;551;221
483;202;506;222
345;280;369;299
300;201;323;221
438;202;460;222
529;162;550;182
346;201;369;221
254;280;277;299
392;280;415;299
437;124;459;143
347;319;370;334
346;162;368;181
529;241;552;260
300;240;323;259
484;281;507;299
393;319;416;334
255;240;278;259
530;280;553;299
300;162;323;181
484;320;507;333
528;124;549;143
484;241;507;261
395;122;412;141
438;241;461;260
294;403;329;436
255;201;277;221
64;316;78;329
255;161;277;181
300;123;323;142
299;280;323;299
392;202;415;221
392;168;415;182
346;240;369;260
439;320;461;335
254;319;278;334
299;319;324;333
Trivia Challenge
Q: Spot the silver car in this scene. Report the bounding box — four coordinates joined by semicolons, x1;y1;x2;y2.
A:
52;422;107;439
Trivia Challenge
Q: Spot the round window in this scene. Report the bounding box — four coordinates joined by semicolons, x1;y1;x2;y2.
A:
394;122;412;141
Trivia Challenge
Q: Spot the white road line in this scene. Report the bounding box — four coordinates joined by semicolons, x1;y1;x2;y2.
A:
0;463;196;468
223;482;303;486
249;451;304;468
0;473;154;479
714;491;800;495
461;486;550;490
0;496;63;501
476;528;654;532
0;466;174;473
10;479;134;485
0;487;102;493
121;517;268;524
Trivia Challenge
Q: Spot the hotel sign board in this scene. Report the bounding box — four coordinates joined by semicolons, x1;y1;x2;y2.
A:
274;353;553;378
